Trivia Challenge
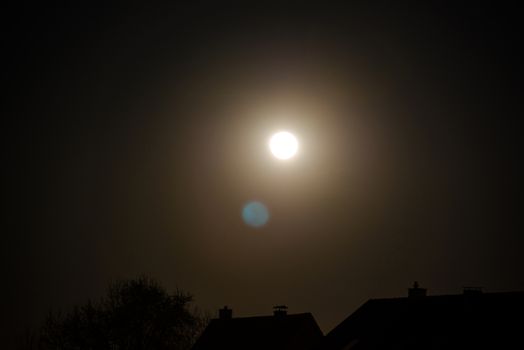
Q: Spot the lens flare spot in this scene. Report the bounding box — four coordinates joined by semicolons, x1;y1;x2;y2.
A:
242;201;269;228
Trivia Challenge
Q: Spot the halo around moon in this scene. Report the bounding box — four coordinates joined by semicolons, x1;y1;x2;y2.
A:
269;131;299;159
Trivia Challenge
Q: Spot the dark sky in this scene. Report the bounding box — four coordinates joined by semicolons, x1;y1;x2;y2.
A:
3;2;523;348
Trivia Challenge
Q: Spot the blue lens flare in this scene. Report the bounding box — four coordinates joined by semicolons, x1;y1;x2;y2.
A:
242;201;269;228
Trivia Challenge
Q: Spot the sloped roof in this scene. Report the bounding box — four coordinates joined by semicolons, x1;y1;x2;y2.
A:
192;313;323;350
323;291;524;350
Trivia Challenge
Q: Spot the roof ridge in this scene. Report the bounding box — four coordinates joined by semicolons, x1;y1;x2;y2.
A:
367;290;524;301
212;312;314;321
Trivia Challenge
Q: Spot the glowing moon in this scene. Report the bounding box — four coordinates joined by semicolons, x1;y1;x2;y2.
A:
269;131;298;159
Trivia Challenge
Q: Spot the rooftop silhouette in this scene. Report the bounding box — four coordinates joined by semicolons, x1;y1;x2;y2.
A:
324;284;524;349
193;285;524;350
192;305;323;350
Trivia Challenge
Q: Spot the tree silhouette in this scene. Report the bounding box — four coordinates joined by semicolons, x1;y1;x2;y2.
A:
38;276;208;350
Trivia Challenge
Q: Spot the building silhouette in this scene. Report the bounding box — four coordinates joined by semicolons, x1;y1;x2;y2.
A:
192;285;524;350
191;305;323;350
323;283;524;349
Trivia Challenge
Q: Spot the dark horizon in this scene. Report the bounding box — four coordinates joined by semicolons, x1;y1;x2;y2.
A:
3;2;523;348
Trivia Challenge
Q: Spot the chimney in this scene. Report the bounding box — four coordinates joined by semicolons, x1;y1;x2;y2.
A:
218;306;232;319
408;281;427;297
273;305;288;317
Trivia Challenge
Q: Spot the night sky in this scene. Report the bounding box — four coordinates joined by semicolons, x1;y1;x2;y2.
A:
3;2;523;348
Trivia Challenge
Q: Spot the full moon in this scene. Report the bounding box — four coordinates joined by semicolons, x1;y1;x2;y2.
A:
269;131;299;159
